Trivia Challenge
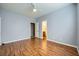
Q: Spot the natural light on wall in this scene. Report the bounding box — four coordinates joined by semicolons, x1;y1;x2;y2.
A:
42;21;47;32
42;21;47;39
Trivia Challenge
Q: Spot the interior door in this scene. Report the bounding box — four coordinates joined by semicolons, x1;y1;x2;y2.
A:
31;23;35;38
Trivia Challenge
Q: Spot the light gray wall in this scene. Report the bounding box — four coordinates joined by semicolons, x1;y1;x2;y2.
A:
77;4;79;52
0;17;1;44
0;9;32;43
36;4;77;46
0;10;1;44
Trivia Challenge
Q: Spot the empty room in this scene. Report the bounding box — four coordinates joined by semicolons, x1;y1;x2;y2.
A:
0;3;79;56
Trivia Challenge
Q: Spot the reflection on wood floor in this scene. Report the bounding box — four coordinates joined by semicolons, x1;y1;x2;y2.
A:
0;37;78;56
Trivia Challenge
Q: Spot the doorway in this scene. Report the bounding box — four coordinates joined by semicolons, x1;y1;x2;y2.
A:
31;23;35;38
42;21;47;40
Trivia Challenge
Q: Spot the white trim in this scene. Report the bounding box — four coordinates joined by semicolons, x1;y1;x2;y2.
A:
1;37;78;48
0;43;1;45
77;48;79;54
40;37;77;48
0;41;1;45
2;38;30;44
48;39;77;48
78;50;79;54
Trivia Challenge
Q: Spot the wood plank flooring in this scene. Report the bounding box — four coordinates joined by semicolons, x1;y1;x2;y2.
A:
0;38;78;56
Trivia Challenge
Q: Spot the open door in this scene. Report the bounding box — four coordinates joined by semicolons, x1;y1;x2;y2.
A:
42;21;47;40
31;23;35;38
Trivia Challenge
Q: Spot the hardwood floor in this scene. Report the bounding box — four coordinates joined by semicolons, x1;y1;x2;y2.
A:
0;38;78;56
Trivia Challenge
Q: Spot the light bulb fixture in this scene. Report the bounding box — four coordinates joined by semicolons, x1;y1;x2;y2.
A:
33;8;37;12
31;3;37;12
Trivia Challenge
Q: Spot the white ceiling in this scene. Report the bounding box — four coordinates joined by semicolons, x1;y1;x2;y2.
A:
0;3;71;19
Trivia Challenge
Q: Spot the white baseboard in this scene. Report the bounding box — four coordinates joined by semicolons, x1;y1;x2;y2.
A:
77;48;79;54
2;38;30;44
1;37;78;49
78;50;79;54
39;37;77;48
48;39;77;48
